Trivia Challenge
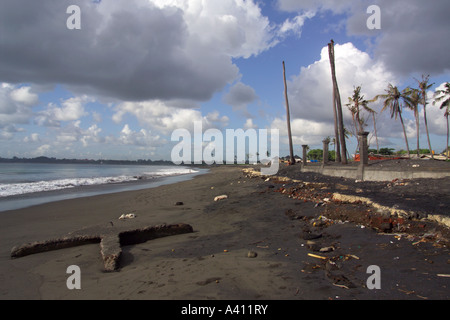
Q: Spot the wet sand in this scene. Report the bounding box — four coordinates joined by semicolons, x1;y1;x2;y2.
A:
0;165;448;300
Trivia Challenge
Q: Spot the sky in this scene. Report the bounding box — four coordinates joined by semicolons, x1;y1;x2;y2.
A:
1;0;449;161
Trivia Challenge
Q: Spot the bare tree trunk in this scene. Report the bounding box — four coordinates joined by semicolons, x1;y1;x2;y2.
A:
423;105;434;159
283;61;295;165
415;109;420;157
328;41;347;164
446;113;449;160
399;112;411;158
332;84;341;162
373;113;379;154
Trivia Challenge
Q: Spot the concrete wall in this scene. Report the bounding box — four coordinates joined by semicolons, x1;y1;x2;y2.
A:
301;164;450;181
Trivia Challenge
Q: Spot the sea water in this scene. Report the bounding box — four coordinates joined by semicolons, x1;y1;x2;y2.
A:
0;163;205;212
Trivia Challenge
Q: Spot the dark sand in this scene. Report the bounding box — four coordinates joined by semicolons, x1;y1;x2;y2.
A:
0;164;449;300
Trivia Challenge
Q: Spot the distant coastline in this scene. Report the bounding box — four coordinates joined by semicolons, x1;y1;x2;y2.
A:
0;156;175;166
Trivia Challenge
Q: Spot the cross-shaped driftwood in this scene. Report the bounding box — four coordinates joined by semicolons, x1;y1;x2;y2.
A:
10;221;193;272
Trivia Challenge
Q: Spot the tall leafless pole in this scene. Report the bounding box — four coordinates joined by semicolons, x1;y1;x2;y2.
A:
328;40;347;164
332;80;341;163
283;61;295;165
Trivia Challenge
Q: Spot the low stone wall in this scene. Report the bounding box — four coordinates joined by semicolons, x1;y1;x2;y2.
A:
301;164;450;182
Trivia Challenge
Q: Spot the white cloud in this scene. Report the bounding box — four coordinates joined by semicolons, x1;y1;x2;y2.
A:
0;83;37;139
243;118;257;130
33;144;51;156
278;11;315;37
113;100;229;135
35;96;90;127
278;0;450;77
118;124;160;148
0;0;282;103
10;86;39;106
23;133;40;143
153;0;278;59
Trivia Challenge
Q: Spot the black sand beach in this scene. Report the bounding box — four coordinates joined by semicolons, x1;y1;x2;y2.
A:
0;163;449;300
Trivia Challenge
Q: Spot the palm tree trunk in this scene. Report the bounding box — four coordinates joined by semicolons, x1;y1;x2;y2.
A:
283;61;295;165
332;91;341;163
328;41;347;164
399;112;410;157
372;113;379;154
415;109;420;157
423;105;434;159
446;113;449;160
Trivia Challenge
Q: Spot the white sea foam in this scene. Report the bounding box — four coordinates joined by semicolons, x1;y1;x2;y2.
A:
0;168;198;197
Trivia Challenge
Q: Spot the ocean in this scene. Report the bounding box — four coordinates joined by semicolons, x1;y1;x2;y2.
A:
0;163;206;212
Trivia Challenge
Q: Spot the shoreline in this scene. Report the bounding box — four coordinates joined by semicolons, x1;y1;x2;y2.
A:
0;168;208;212
0;165;448;300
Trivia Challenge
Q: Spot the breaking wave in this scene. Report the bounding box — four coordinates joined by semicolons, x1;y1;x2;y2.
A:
0;168;198;197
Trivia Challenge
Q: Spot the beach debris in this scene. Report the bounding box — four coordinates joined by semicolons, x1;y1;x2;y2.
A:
214;195;228;201
11;223;194;272
247;250;258;258
319;246;335;253
308;253;328;260
175;201;184;206
119;213;136;220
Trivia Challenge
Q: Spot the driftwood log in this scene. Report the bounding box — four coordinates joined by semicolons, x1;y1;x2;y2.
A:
11;223;193;272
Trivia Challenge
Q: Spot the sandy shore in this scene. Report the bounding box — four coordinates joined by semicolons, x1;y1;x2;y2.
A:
0;165;449;300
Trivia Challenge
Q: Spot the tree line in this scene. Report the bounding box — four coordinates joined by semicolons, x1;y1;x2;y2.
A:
345;75;449;160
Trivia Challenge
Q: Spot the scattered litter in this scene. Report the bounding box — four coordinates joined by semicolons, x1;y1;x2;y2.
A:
333;283;350;290
308;253;328;260
437;274;450;278
319;246;335;253
214;195;228;201
119;213;136;220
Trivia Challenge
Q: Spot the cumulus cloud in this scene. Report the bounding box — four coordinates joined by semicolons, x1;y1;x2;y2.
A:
0;84;37;124
118;124;161;148
0;0;281;103
35;96;90;127
113;100;229;135
0;83;38;139
277;0;450;77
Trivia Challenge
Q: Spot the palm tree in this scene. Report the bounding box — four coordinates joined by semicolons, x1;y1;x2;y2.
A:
433;82;450;160
416;75;434;158
346;86;376;155
404;87;422;156
375;84;413;157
